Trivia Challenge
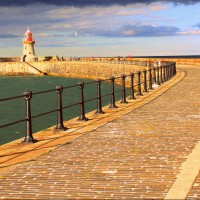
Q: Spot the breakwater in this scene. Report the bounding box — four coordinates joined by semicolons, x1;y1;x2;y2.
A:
0;57;199;79
0;61;145;79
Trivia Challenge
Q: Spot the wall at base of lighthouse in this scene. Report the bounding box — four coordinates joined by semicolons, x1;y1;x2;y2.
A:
27;57;38;62
21;55;38;62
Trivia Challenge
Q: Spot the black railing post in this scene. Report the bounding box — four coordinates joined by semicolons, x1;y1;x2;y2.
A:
55;86;66;130
165;65;169;81
156;67;160;85
171;63;175;77
148;68;153;90
137;71;143;96
143;70;148;92
163;65;166;82
23;91;35;143
129;72;136;100
165;64;169;81
172;63;175;77
169;64;172;79
169;64;171;79
171;64;173;78
174;63;177;75
171;63;174;77
160;66;163;84
170;64;172;78
96;79;104;114
167;65;170;80
170;64;172;79
153;67;157;84
121;74;128;104
109;76;118;108
78;82;88;121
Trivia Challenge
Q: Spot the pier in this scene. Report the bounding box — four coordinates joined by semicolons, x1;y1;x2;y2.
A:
0;62;199;199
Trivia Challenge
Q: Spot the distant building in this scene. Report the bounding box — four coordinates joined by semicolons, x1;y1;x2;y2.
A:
21;27;38;62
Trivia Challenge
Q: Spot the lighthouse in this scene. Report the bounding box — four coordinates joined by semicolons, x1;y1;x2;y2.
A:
21;27;38;62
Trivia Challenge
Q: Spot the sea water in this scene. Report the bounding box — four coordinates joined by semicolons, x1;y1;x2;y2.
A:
0;76;122;145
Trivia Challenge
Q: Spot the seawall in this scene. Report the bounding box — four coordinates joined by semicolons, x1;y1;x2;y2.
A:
0;62;42;76
0;61;145;79
0;57;199;79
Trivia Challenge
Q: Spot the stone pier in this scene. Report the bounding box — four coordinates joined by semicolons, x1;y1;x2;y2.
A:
0;64;199;199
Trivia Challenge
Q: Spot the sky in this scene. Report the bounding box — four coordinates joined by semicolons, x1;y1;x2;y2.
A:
0;0;200;57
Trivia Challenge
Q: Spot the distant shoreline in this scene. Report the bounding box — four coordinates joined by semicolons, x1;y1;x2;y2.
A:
131;55;200;59
0;55;200;61
80;55;200;59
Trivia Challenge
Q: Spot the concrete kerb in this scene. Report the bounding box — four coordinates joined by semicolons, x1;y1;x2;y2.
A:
0;69;185;175
165;141;200;199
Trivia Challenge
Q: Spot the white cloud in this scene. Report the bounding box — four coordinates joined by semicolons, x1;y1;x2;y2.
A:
0;2;168;39
178;30;200;35
149;3;167;11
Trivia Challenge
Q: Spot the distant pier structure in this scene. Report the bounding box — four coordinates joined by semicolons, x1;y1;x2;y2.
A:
21;27;38;62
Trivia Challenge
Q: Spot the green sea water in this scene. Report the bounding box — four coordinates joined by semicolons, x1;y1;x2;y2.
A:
0;76;122;145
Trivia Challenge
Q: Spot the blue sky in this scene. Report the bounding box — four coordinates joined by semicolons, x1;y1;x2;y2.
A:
0;0;199;57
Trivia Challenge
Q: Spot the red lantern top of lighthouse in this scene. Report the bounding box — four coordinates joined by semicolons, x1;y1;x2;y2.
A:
24;27;33;42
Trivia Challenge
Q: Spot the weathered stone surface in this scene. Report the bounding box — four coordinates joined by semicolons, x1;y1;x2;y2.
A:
0;61;145;79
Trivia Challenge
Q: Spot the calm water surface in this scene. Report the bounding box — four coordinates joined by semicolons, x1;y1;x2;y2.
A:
0;76;122;145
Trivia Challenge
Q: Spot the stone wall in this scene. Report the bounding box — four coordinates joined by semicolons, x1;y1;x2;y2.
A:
0;62;42;76
0;61;146;80
0;57;199;80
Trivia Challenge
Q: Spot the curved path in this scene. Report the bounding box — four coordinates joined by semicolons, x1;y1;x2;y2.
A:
0;65;199;199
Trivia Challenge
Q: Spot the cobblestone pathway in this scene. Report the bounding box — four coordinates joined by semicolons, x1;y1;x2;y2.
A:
0;66;199;199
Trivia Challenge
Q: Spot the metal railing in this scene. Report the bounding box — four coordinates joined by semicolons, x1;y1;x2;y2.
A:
0;62;176;144
67;58;163;67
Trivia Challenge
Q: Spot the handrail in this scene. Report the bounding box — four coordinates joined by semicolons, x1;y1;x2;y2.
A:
0;94;26;102
0;61;176;144
67;58;166;67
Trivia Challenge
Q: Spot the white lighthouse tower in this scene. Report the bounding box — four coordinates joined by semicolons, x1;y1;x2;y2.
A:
21;27;38;62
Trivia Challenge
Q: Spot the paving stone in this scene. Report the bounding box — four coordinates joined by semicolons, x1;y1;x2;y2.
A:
0;66;199;199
